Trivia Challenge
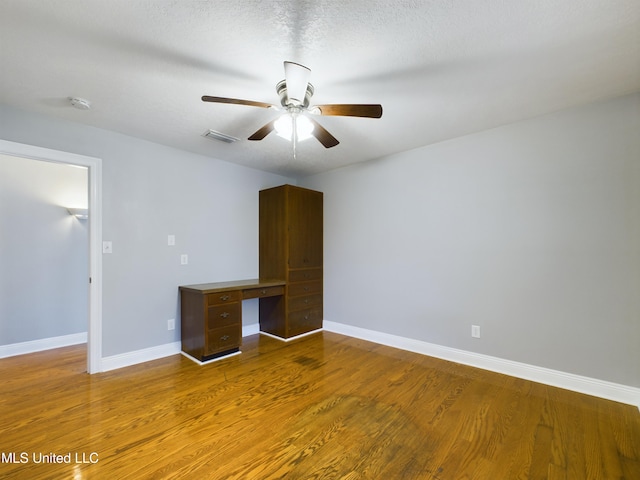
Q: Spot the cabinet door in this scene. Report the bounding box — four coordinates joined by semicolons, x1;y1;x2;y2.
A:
259;186;287;280
288;187;323;268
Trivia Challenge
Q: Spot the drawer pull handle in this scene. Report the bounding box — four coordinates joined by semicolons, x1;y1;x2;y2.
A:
304;299;309;304
220;335;230;341
304;287;309;291
304;315;309;320
261;289;267;294
220;295;230;301
220;312;230;318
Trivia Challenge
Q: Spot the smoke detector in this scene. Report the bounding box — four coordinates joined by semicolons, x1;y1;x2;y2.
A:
69;97;91;110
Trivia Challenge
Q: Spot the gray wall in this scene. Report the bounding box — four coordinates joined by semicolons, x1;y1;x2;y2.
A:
0;105;293;356
0;155;88;344
303;93;640;388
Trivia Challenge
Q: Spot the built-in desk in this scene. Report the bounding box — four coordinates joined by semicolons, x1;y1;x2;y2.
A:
179;279;286;363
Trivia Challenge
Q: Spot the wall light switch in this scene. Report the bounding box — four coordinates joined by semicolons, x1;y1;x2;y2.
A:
102;241;113;254
168;235;175;246
180;254;188;265
168;319;175;331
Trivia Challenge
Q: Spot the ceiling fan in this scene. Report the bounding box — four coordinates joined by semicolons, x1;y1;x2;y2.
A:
202;61;383;148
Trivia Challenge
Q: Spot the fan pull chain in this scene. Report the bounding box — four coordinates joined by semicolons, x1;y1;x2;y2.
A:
292;116;298;160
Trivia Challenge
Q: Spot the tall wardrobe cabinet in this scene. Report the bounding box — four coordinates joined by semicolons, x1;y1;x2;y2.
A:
259;185;323;338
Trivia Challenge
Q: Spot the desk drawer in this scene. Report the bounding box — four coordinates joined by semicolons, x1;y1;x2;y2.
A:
206;325;241;355
288;280;322;297
208;290;241;306
288;293;322;311
207;303;241;329
243;285;285;300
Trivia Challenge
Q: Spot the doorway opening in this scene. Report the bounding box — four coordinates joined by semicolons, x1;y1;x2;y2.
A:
0;139;102;373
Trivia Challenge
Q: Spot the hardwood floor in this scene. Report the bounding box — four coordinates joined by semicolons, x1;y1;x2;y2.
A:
1;331;639;479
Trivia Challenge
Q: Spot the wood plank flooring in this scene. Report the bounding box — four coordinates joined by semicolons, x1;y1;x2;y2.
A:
1;331;639;479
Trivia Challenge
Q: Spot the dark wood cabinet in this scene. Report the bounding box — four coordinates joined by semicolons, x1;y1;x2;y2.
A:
259;185;323;339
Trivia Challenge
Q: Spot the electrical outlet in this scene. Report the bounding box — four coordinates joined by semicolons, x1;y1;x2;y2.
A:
168;235;175;246
471;325;481;338
180;254;188;265
168;319;175;331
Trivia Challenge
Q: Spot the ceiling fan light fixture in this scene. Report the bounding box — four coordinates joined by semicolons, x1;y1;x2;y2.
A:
274;113;314;142
274;114;293;140
295;114;314;141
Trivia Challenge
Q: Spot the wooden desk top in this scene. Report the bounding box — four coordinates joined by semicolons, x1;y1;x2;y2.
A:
179;279;286;295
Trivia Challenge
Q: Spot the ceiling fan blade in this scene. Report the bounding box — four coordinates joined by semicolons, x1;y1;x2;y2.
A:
308;117;339;148
314;104;383;118
284;61;311;105
202;96;273;109
248;120;276;141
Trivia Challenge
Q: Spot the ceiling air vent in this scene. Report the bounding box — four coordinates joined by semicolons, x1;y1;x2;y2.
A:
202;129;239;144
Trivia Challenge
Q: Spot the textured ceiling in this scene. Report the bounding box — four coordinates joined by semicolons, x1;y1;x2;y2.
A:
1;0;638;178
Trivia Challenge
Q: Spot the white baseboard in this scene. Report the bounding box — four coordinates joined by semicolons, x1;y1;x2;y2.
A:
244;323;323;342
324;321;640;410
101;341;181;372
100;325;262;373
259;328;323;342
0;332;87;359
181;350;242;365
85;321;640;410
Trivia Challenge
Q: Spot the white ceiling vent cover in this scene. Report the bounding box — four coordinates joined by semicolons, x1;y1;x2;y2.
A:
202;129;239;143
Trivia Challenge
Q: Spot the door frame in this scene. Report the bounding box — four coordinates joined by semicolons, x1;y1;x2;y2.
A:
0;139;103;373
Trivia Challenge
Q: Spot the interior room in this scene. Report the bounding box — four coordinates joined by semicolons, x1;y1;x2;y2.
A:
1;1;638;478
